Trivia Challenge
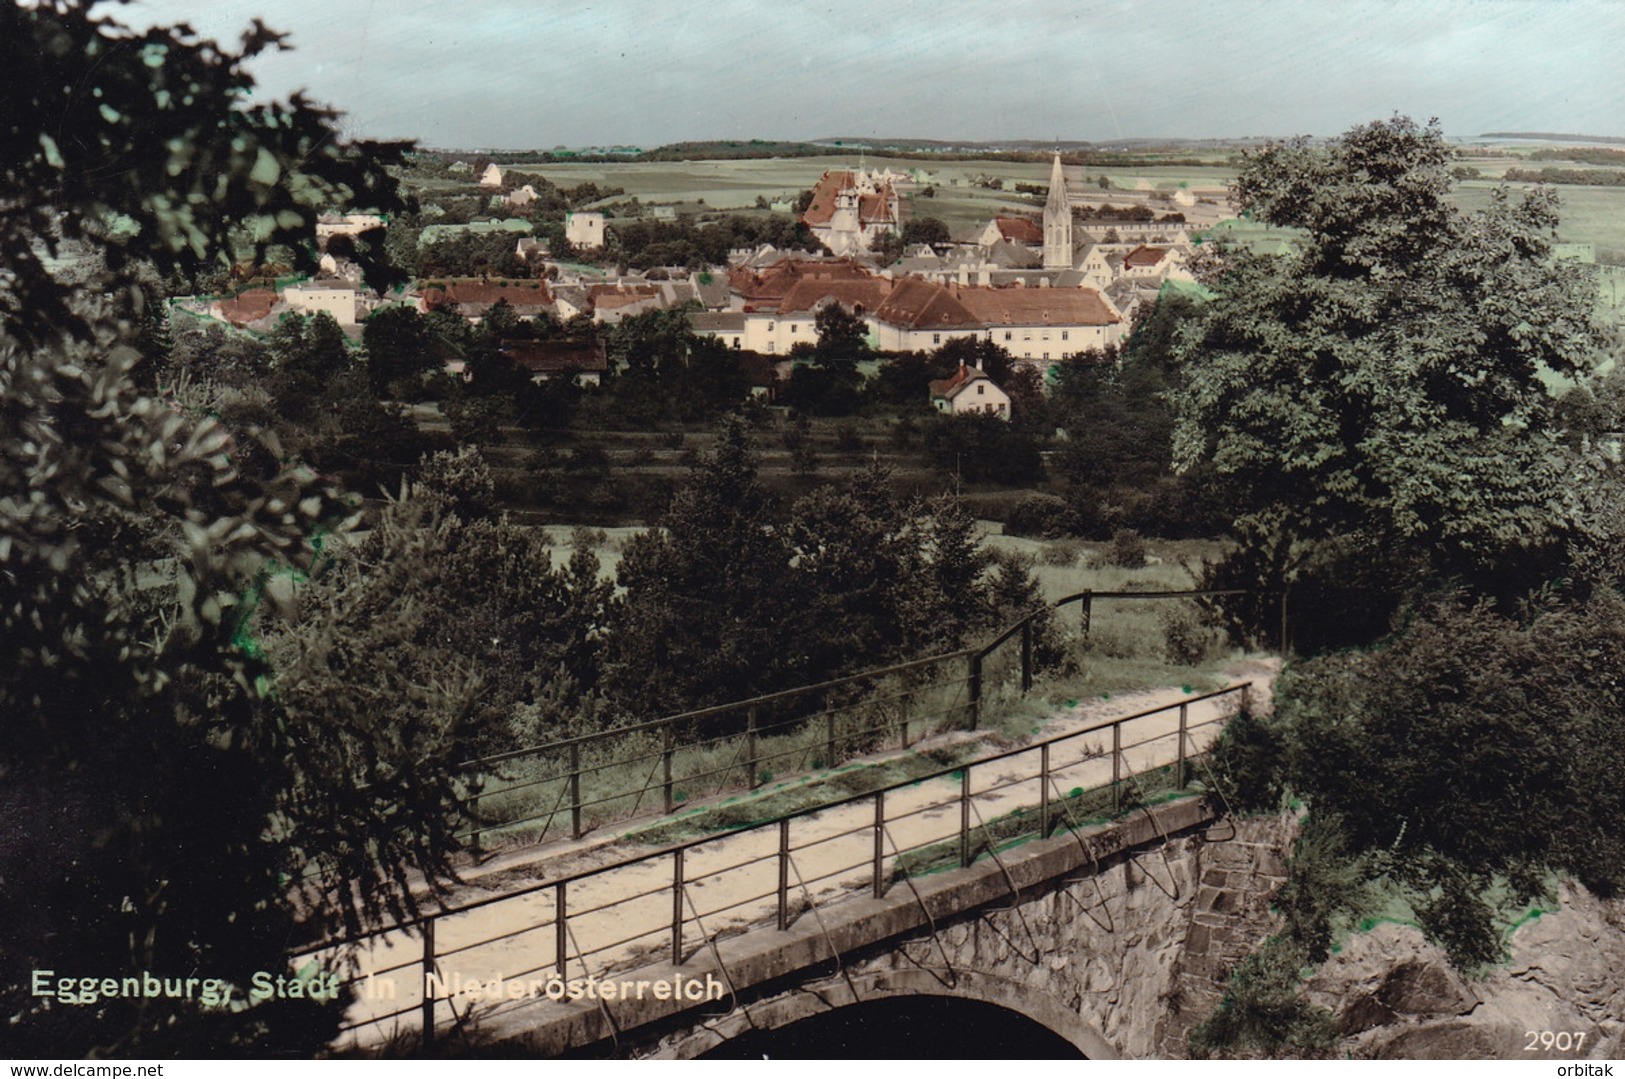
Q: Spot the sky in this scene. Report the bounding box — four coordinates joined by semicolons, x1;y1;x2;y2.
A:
120;0;1623;150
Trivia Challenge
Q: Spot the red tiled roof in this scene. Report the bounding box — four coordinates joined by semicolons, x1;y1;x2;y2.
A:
928;363;992;402
1123;245;1170;269
775;277;894;316
728;258;877;308
587;284;661;310
800;171;856;227
420;279;554;310
874;280;1121;331
858;192;897;226
214;288;278;327
994;216;1043;245
956;287;1119;327
872;278;980;330
801;171;900;228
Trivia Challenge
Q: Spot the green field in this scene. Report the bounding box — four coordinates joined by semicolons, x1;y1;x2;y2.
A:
474;149;1624;256
1450;179;1625;255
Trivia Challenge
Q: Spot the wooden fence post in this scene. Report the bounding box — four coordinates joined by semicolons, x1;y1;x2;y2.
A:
1021;615;1034;693
420;917;437;1048
967;651;983;730
569;740;582;840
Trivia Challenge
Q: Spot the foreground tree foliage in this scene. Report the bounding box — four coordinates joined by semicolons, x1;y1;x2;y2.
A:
1170;116;1606;652
0;1;484;1056
1186;118;1624;1058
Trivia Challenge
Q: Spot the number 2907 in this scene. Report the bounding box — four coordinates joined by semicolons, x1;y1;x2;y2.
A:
1525;1030;1586;1052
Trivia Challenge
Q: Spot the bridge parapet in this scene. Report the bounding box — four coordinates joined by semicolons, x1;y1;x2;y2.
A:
303;684;1253;1052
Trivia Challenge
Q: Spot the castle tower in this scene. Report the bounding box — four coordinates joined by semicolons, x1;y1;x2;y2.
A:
1043;153;1073;270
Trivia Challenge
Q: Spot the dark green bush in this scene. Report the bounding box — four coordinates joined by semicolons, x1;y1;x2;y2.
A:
1004;492;1082;539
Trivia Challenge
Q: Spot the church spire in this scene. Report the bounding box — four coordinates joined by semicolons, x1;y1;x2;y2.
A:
1043;152;1072;271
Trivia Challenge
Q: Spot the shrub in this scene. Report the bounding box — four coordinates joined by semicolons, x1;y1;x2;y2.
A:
1005;492;1082;539
1160;605;1213;666
1041;538;1083;567
1188;938;1338;1058
1107;527;1147;568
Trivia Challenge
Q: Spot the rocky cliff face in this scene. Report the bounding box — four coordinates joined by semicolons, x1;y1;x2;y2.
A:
1303;880;1625;1060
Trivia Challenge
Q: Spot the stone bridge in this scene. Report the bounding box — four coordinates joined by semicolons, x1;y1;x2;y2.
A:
432;797;1293;1058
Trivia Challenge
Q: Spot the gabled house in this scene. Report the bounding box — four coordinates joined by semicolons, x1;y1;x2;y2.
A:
929;363;1010;420
979;215;1043;249
587;282;663;323
689;310;747;350
479;163;505;188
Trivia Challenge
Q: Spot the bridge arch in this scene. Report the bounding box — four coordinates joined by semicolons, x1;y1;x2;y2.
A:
661;968;1119;1060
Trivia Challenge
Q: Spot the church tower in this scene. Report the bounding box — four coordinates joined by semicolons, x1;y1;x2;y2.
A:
1043;153;1073;270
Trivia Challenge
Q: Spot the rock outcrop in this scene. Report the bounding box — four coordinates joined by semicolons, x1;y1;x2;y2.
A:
1304;880;1625;1059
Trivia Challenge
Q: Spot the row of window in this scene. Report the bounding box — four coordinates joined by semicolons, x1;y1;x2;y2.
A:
931;329;1073;344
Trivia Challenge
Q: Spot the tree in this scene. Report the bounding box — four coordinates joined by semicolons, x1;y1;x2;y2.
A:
813;302;869;360
0;2;479;1056
363;304;437;396
1169;116;1605;650
901;216;950;247
607;418;794;721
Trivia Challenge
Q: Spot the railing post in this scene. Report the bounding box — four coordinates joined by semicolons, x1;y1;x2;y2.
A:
959;768;972;868
778;819;791;930
1081;590;1094;638
1177;702;1189;789
420;917;436;1049
873;791;886;899
747;706;760;790
899;690;912;750
1021;615;1034;693
967;651;983;731
671;848;685;967
554;882;568;978
662;722;675;813
1111;722;1122;815
1240;681;1252;716
1040;742;1051;838
569;739;583;840
465;778;482;861
824;695;836;768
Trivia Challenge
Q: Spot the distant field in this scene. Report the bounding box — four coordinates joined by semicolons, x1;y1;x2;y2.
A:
1449;181;1625;256
406;147;1625;256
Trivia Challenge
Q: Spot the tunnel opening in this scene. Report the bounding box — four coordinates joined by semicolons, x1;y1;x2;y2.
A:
699;994;1087;1059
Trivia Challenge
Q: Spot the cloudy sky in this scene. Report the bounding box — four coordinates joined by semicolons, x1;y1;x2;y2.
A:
123;0;1621;149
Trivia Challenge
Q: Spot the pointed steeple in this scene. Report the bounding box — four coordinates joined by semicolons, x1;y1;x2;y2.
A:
1043;153;1072;271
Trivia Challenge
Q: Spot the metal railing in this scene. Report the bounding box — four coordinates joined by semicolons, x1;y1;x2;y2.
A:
428;588;1247;856
296;682;1251;1048
1055;588;1247;638
454;648;980;852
